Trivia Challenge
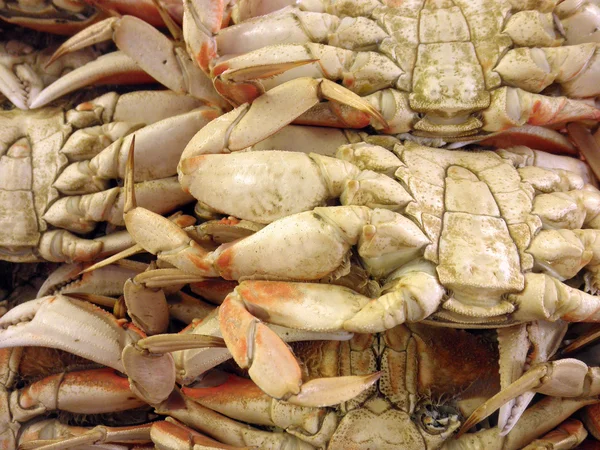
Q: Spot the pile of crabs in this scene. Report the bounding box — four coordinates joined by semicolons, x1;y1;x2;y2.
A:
4;0;600;448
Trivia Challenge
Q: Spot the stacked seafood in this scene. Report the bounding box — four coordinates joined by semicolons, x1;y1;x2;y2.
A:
2;0;600;448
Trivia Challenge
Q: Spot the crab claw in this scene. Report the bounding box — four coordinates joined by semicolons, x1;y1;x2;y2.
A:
30;52;153;109
219;281;381;405
122;333;226;404
458;358;600;437
34;15;226;109
0;296;133;371
0;295;178;405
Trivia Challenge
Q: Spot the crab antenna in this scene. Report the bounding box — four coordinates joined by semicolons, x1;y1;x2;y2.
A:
150;0;182;40
124;135;137;213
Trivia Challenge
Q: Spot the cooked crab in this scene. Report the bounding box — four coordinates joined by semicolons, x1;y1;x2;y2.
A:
37;0;600;152
0;89;220;263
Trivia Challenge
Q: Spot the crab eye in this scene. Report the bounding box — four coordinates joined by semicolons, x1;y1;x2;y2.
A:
413;400;462;435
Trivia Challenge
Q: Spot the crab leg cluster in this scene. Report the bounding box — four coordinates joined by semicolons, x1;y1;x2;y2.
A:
4;1;600;446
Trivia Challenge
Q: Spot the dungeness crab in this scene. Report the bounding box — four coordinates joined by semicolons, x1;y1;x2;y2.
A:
0;89;221;263
39;0;600;151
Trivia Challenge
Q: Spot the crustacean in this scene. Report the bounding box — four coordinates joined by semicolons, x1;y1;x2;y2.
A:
0;282;503;450
2;286;597;449
0;89;221;263
49;107;596;420
36;0;600;152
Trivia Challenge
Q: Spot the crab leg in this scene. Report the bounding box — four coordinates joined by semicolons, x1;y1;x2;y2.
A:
459;358;600;436
156;389;317;449
555;0;600;45
44;177;193;234
10;368;146;423
496;321;568;436
511;272;600;322
211;43;402;104
18;419;153;450
448;395;600;450
57;106;221;195
32;16;226;109
521;419;588;450
482;87;600;132
180;77;385;160
495;44;600;98
37;261;146;298
183;371;333;445
150;418;252;450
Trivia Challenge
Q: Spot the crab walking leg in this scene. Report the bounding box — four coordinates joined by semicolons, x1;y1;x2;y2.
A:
511;272;600;322
183;372;334;446
495;44;600;98
458;358;600;439
496;321;568;436
210;43;403;104
527;229;600;280
44;177;194;234
447;397;600;450
36;229;135;263
532;189;600;230
179;77;386;161
10;368;146;424
150;418;252;450
33;17;227;109
18;420;153;450
482;87;600;132
521;419;588;450
555;0;600;45
156;390;318;449
55;107;222;195
37;261;146;298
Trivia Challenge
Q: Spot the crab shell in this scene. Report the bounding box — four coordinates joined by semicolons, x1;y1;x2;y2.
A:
0;90;218;263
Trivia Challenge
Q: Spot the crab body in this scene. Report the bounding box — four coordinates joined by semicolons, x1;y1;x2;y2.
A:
200;0;600;142
0;90;219;263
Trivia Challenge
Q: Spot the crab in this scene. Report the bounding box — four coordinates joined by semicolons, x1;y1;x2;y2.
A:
0;294;502;450
202;0;600;139
0;89;222;263
36;0;600;153
153;323;499;450
83;115;600;423
1;298;595;450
